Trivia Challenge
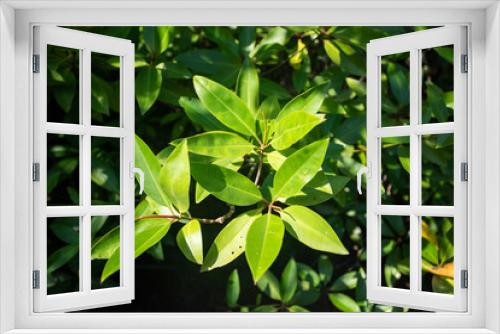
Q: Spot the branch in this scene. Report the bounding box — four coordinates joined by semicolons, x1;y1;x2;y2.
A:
135;205;236;225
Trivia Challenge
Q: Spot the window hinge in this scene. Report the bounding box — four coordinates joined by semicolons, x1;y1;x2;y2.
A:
461;269;468;289
32;163;40;182
32;54;40;73
461;162;468;182
461;54;468;73
32;270;40;289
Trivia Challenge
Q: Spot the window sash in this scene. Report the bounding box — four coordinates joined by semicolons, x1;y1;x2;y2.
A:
32;26;135;313
366;26;468;312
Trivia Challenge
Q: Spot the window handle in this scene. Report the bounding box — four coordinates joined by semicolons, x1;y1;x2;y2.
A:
357;164;371;195
130;162;144;195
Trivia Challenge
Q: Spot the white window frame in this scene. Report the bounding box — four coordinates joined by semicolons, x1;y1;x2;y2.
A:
0;1;499;333
32;26;136;312
366;26;468;312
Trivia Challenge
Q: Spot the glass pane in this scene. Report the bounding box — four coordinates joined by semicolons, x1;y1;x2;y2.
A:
91;52;121;127
421;217;454;294
47;45;80;124
381;136;410;205
47;217;80;295
91;137;121;205
381;52;410;127
91;216;121;289
421;46;454;124
421;134;454;206
381;216;410;289
47;134;80;206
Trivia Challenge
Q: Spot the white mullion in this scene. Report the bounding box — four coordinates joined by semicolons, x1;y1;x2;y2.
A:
375;205;454;217
81;48;92;294
409;49;421;292
375;122;454;138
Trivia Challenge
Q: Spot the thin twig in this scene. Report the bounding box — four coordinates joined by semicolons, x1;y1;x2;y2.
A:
135;205;236;225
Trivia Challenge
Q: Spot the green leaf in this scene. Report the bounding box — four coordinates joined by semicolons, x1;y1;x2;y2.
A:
285;172;349;206
226;269;240;308
177;49;240;86
331;271;358;292
257;96;280;121
236;59;259;113
182;131;255;160
318;255;333;284
91;74;110;115
323;40;340;65
277;83;328;120
266;151;287;171
193;76;257;139
202;209;262;271
191;163;262;206
260;78;291;100
176;219;203;265
101;218;173;282
256;271;281;301
135;136;172;209
136;66;162;115
280;205;348;255
245;214;285;282
280;258;298;304
160;139;190;213
328;293;361;312
270;111;324;150
164;61;191;80
179;97;229;132
287;305;309;312
143;26;171;55
239;27;256;57
272;139;329;201
47;244;78;274
387;62;409;106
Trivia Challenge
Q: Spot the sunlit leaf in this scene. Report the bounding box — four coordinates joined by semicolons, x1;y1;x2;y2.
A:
176;219;203;265
281;205;348;255
246;214;285;282
181;131;255;160
328;293;361;312
191;163;262;206
272;139;328;201
277;83;328;120
160;139;190;213
270;111;324;150
202;209;262;271
135;135;172;209
236;59;260;113
193;76;257;139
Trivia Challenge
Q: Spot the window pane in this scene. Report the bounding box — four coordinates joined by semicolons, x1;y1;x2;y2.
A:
91;216;121;289
381;52;410;127
91;137;121;205
91;52;121;127
381;136;410;205
381;216;410;289
421;134;454;206
47;45;80;124
47;217;80;295
421;217;454;294
421;46;454;124
47;134;80;206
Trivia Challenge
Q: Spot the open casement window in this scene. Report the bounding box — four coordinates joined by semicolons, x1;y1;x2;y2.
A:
364;26;468;312
33;26;136;312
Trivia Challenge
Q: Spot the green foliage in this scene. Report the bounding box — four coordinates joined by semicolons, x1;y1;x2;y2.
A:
46;26;454;311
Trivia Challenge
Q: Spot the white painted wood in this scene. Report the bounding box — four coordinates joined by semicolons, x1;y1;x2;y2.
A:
366;26;468;312
32;26;135;313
